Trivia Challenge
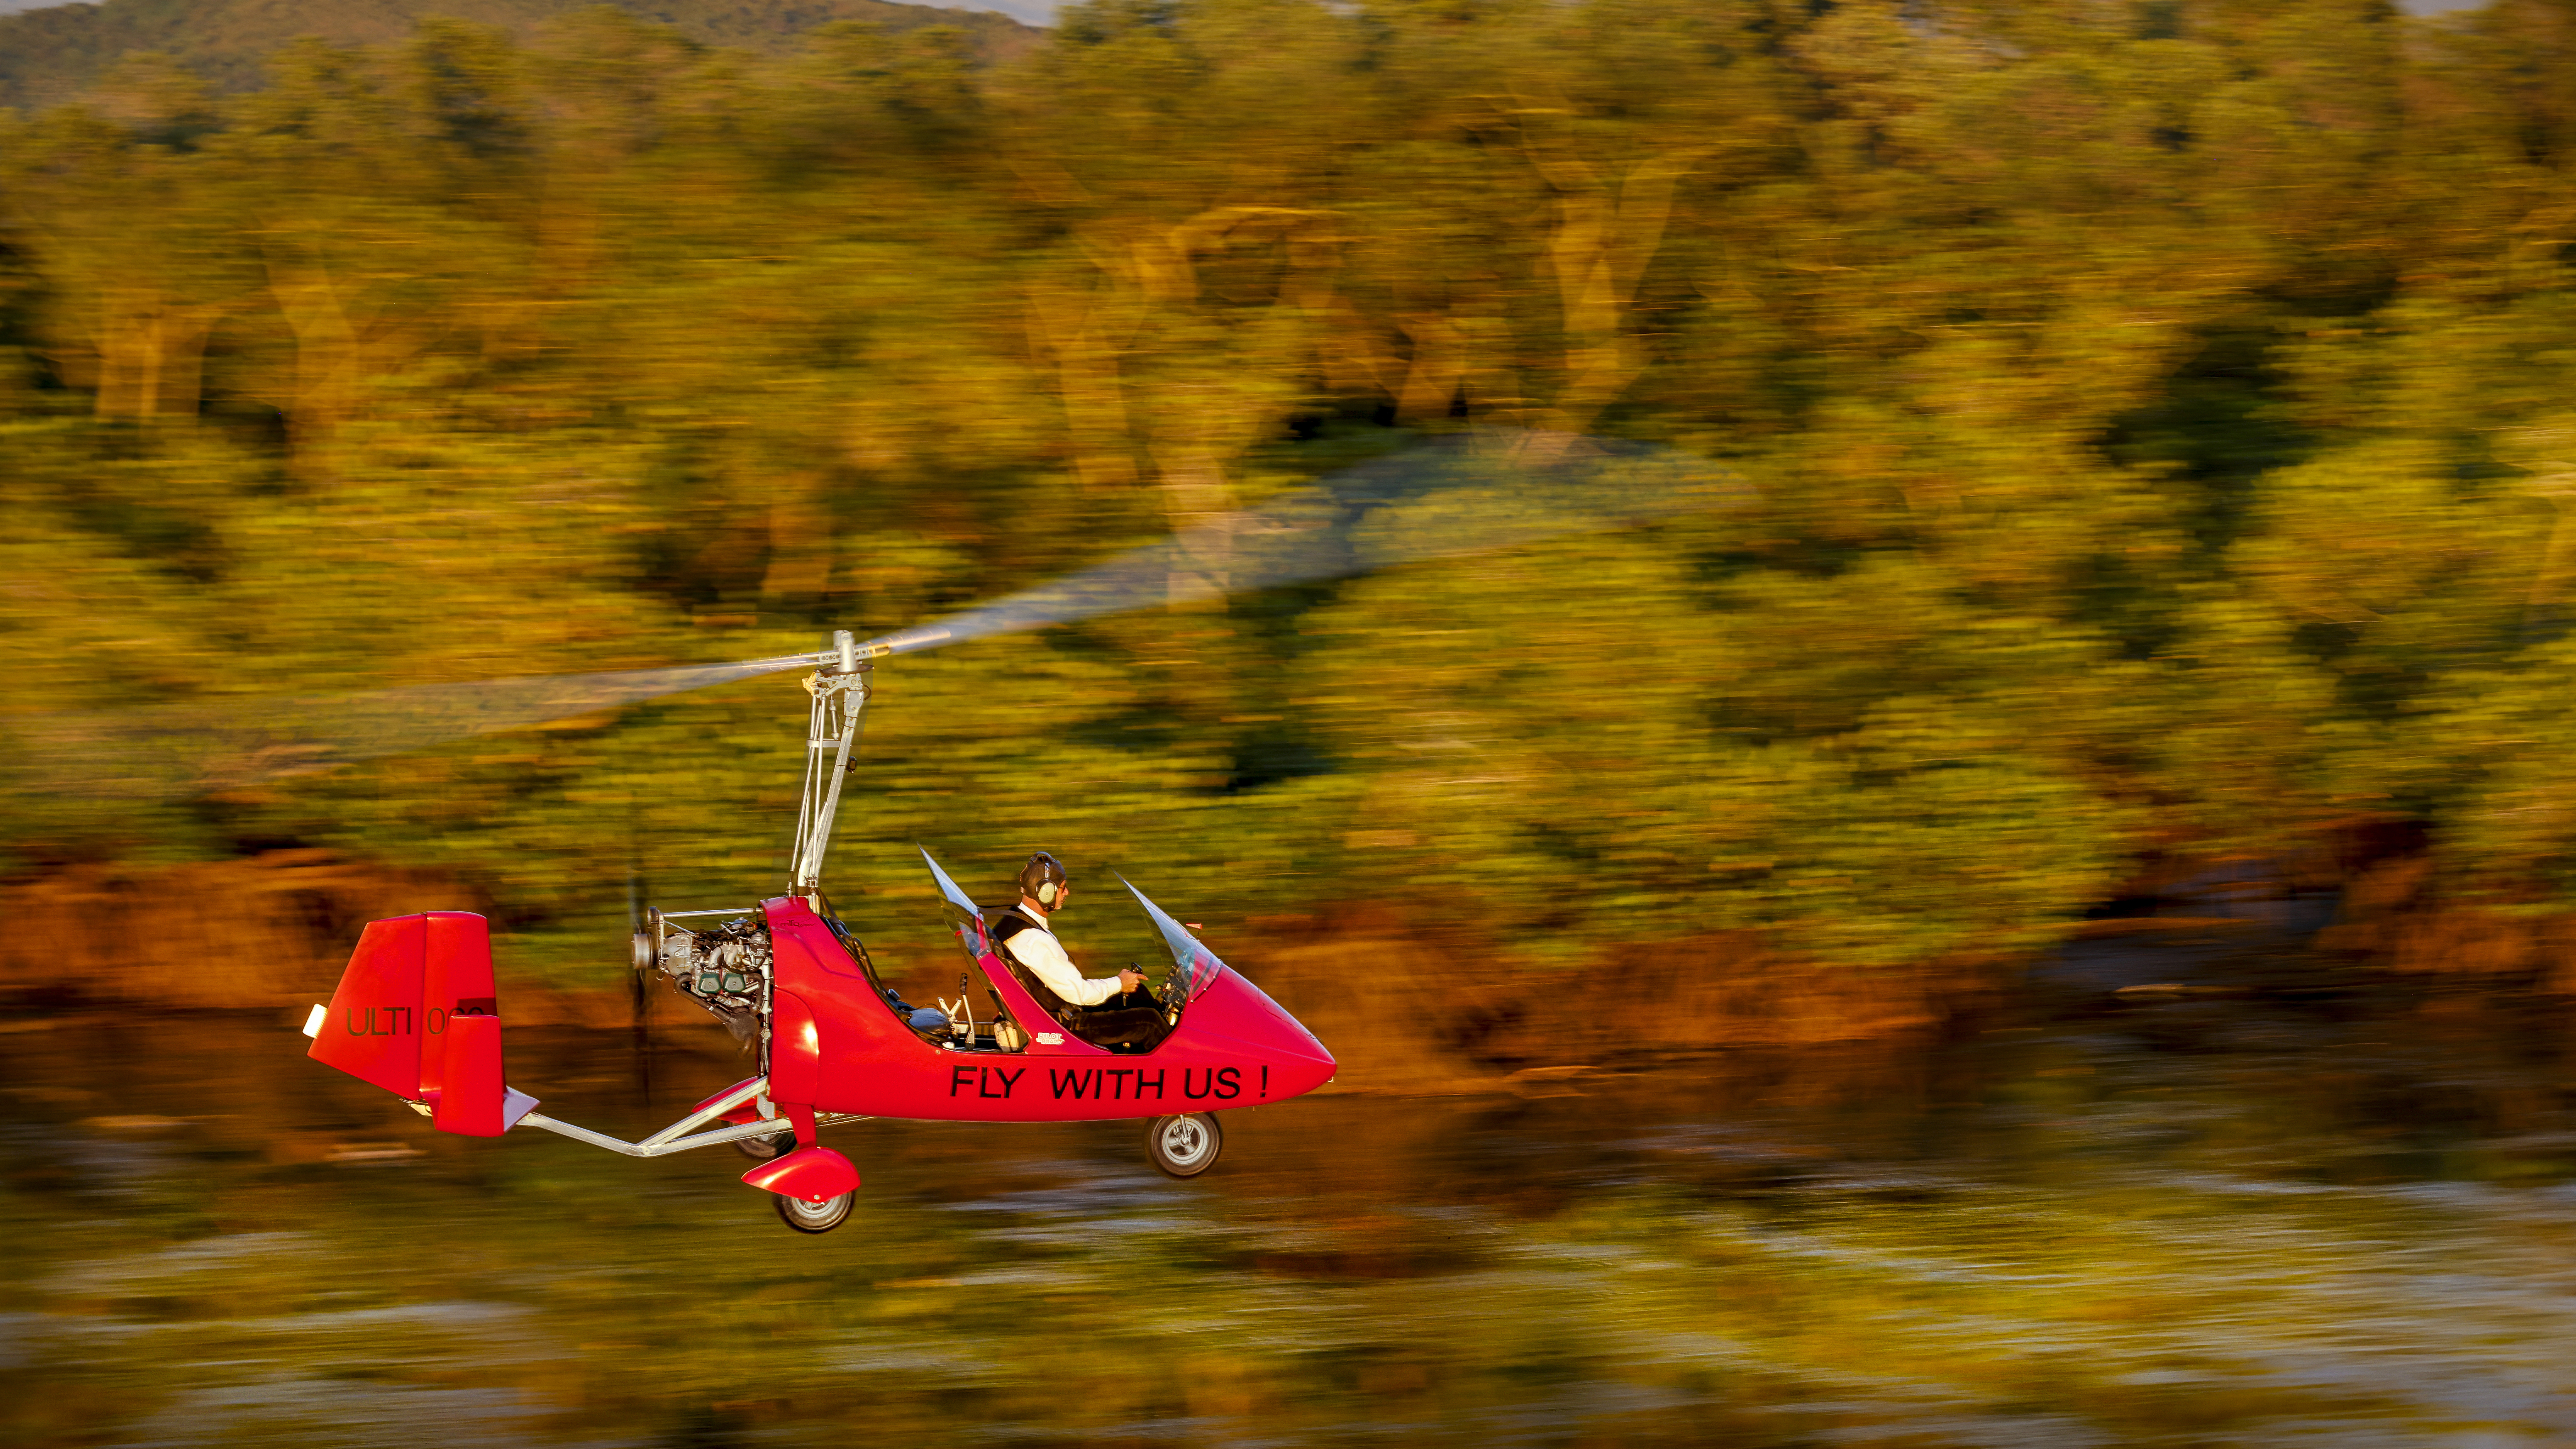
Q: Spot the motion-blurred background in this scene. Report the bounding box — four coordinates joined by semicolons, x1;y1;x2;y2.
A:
5;2;2576;1444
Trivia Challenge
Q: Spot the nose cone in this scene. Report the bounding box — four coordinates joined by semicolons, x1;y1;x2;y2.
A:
1187;967;1336;1100
1266;1043;1337;1100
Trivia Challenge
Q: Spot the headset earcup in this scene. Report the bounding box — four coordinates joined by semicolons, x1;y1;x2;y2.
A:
1039;882;1058;905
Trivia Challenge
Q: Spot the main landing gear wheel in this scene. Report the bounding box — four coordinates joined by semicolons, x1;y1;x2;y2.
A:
774;1189;855;1233
736;1131;793;1161
1146;1113;1223;1179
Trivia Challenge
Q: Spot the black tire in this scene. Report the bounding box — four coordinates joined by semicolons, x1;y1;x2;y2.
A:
1145;1112;1223;1179
736;1131;793;1161
774;1189;854;1234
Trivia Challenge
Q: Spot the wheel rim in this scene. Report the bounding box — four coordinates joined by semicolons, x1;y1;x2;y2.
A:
779;1192;850;1230
1159;1116;1211;1168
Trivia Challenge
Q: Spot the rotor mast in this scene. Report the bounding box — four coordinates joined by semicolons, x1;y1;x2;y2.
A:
789;630;869;899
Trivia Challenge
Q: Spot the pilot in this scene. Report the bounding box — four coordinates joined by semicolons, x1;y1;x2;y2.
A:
991;852;1163;1043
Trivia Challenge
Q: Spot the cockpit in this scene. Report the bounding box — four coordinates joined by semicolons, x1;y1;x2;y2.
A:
897;849;1229;1057
797;888;1172;1055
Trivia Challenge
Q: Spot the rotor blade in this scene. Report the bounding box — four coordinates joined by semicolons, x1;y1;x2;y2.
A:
6;653;830;799
8;429;1749;797
854;428;1751;659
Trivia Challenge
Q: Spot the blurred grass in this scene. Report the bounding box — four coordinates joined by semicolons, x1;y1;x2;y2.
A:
4;991;2573;1446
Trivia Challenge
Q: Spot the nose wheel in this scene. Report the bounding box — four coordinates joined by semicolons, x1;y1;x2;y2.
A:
774;1188;856;1233
1145;1112;1223;1178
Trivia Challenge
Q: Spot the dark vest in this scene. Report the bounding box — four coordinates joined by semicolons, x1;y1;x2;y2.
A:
988;906;1076;1021
990;905;1047;955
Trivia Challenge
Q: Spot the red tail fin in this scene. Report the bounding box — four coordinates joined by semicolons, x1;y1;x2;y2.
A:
417;912;496;1099
431;1013;508;1135
310;915;430;1096
311;912;519;1134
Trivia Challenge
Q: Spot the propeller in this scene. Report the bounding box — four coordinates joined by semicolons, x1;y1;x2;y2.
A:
625;838;657;1103
8;429;1750;797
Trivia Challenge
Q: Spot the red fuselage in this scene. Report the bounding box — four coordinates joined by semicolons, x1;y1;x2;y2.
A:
762;897;1336;1122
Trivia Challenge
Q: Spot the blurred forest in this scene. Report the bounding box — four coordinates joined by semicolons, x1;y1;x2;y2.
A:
7;0;2576;1016
0;0;1044;113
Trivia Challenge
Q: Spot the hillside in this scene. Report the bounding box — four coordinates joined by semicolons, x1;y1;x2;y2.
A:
5;0;2575;1019
0;0;1045;112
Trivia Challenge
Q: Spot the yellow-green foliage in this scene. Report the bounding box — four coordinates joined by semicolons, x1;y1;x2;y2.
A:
4;0;2576;981
0;0;1044;112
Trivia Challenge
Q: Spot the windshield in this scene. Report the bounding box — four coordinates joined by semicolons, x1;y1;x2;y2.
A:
1119;876;1224;1003
917;846;992;961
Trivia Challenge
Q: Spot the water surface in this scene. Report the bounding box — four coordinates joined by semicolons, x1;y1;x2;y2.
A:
4;960;2573;1446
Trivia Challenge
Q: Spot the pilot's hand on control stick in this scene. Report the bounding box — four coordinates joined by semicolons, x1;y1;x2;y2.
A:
1119;969;1145;992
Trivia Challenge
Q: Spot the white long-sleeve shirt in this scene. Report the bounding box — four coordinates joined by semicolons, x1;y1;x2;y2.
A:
1001;908;1125;1007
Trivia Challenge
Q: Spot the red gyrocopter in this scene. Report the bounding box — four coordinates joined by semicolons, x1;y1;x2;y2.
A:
300;629;1336;1232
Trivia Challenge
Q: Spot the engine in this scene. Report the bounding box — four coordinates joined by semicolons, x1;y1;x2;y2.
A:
641;915;769;1041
